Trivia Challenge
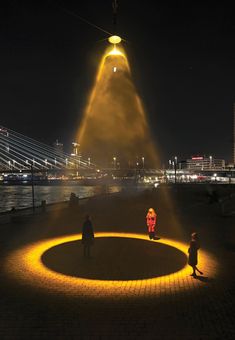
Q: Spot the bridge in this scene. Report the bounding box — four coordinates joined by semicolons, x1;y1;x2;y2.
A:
0;126;95;172
1;125;234;184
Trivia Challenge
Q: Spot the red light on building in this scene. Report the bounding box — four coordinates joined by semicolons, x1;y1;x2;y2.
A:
191;156;203;160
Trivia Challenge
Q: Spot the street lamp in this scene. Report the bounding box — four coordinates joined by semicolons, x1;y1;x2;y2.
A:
113;157;116;169
174;156;177;184
168;159;172;169
142;157;145;169
228;165;232;184
209;155;212;169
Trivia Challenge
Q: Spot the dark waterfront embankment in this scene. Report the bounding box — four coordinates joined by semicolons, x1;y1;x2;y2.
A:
1;183;235;244
0;184;123;213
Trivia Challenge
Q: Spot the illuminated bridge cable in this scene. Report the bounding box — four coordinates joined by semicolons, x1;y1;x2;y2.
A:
2;134;66;167
2;126;95;168
0;148;44;171
0;127;81;165
3;127;70;161
0;125;96;170
0;145;53;170
0;134;63;168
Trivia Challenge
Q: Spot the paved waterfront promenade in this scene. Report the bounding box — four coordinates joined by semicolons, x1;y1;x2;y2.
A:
0;185;235;339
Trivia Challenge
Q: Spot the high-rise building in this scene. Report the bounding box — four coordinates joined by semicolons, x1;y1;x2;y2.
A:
186;155;225;170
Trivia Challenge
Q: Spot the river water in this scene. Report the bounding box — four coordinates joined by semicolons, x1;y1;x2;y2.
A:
0;185;122;213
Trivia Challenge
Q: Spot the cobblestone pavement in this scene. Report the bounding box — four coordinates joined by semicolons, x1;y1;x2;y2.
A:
0;187;235;339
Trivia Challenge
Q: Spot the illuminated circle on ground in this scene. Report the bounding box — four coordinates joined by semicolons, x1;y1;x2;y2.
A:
4;232;218;299
108;35;122;44
41;237;187;280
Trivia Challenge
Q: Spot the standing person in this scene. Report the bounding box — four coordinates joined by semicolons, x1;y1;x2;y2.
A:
188;232;203;277
82;215;94;258
146;208;158;240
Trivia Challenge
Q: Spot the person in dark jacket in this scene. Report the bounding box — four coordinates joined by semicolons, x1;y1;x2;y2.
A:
188;232;203;277
82;215;94;258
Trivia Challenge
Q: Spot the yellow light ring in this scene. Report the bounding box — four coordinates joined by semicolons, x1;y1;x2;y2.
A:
4;232;218;299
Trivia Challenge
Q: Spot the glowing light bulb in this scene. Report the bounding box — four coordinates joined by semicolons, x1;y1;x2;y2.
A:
108;35;122;44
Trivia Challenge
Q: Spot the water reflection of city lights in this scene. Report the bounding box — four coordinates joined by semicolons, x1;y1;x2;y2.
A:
4;232;218;299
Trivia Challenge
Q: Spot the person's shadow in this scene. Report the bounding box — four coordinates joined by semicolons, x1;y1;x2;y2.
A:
193;275;214;283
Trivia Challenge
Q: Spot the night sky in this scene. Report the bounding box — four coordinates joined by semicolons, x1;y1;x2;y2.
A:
1;1;235;164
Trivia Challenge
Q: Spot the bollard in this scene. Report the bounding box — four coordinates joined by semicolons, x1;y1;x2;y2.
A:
69;192;79;208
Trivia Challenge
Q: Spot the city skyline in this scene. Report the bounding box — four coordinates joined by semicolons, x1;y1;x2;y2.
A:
1;1;235;162
1;122;230;172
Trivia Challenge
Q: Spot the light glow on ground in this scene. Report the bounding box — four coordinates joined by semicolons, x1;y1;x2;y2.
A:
4;232;218;299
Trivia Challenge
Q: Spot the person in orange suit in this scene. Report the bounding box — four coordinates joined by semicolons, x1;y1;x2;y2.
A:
146;208;158;240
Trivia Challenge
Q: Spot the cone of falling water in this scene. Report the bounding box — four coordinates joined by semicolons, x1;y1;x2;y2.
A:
77;44;159;168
